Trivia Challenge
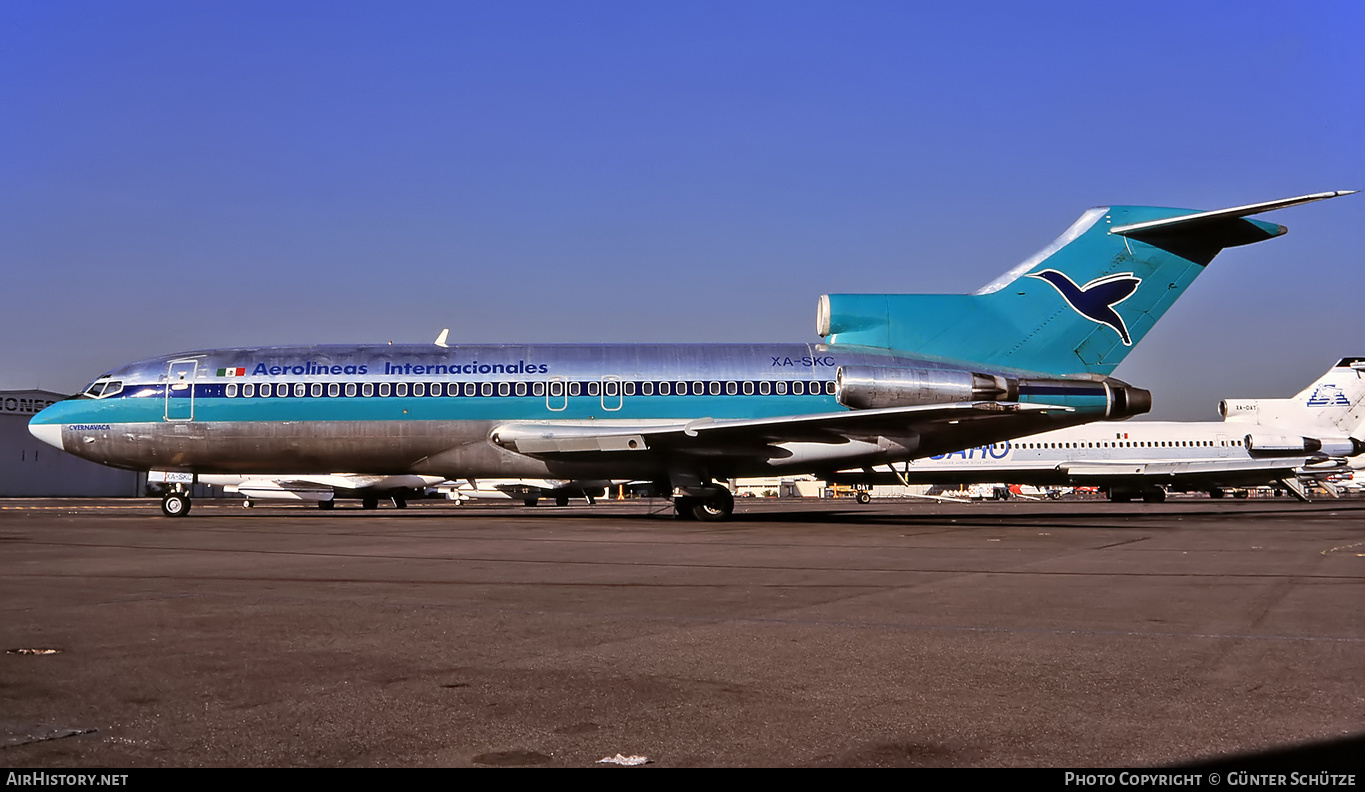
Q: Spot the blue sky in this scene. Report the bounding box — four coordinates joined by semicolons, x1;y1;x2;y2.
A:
2;1;1361;419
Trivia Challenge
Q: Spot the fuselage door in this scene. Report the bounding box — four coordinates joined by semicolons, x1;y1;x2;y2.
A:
601;376;623;411
1216;433;1230;458
164;359;198;421
546;377;567;412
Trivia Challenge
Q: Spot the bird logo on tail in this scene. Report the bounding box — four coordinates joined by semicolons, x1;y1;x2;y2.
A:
1028;269;1143;346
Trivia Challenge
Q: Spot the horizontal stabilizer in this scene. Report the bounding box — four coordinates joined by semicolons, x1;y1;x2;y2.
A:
1109;191;1355;238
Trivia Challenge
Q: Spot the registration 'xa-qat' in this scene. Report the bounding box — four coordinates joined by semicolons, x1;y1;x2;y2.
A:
30;192;1354;519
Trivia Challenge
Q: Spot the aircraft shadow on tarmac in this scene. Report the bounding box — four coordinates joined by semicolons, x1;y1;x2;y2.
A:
184;498;1365;530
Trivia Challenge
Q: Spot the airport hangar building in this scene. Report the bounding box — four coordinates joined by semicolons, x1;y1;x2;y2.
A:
1;390;144;497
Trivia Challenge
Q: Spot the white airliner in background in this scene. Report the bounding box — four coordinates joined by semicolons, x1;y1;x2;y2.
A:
833;358;1365;502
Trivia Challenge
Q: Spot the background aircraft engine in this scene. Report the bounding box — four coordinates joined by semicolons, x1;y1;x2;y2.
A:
835;366;1015;410
1219;400;1261;419
1244;434;1323;456
1314;437;1365;457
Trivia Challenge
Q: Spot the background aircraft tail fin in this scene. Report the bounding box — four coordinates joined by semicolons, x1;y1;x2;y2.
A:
1221;358;1365;435
1291;358;1365;435
818;192;1354;376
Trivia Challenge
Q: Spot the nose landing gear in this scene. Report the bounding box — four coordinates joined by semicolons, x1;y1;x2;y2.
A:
160;491;191;517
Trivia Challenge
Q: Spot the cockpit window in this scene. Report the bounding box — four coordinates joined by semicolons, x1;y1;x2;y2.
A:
80;379;124;399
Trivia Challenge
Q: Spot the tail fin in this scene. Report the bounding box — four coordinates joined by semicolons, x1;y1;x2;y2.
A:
818;191;1355;376
1222;358;1365;435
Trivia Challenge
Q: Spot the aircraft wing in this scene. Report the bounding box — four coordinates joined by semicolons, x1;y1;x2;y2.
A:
490;401;1071;457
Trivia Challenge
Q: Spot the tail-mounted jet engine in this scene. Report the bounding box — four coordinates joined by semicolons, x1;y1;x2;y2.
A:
834;365;1151;420
834;366;1014;410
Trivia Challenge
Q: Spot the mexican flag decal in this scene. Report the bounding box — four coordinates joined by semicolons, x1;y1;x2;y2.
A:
217;367;246;377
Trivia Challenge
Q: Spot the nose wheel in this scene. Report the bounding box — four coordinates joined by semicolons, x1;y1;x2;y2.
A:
160;492;191;517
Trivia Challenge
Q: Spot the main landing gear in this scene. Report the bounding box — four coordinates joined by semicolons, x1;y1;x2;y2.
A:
1107;485;1167;503
673;484;735;522
361;495;407;510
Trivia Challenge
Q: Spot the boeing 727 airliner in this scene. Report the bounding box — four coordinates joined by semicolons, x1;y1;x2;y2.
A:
831;358;1365;502
29;192;1355;519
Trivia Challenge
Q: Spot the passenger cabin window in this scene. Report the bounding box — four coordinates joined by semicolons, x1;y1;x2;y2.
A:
362;383;374;397
243;383;255;398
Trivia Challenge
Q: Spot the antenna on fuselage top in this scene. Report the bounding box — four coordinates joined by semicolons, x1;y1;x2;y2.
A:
434;328;450;348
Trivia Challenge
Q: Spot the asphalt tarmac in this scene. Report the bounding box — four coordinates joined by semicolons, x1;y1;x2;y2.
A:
1;496;1362;768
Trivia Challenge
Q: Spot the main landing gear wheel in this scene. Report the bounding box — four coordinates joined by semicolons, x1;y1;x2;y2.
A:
856;491;872;504
318;500;335;510
362;497;379;510
161;493;191;517
678;486;735;522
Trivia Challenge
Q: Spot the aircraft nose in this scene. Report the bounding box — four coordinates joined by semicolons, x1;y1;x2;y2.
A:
29;416;65;451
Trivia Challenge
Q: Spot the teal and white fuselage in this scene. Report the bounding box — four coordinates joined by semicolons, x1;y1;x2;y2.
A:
30;342;1122;480
30;192;1354;518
